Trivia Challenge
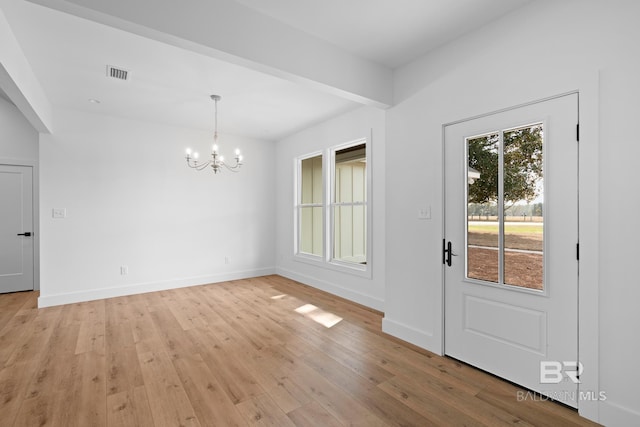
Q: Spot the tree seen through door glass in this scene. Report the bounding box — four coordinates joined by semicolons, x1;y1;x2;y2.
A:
467;134;499;283
466;124;544;290
503;125;544;290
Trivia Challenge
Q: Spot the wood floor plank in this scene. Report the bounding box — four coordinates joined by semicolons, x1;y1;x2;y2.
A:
107;346;144;396
171;352;247;427
0;292;34;333
0;308;39;367
0;278;600;427
107;386;155;427
188;326;265;405
0;361;39;426
75;300;106;355
286;400;343;427
235;393;296;427
300;349;432;427
476;381;601;427
376;375;484;427
137;350;200;427
379;366;535;426
72;351;107;427
242;345;312;413
2;306;60;368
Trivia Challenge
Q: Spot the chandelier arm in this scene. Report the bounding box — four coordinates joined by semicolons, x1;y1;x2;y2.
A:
196;161;212;171
221;161;242;172
186;159;212;171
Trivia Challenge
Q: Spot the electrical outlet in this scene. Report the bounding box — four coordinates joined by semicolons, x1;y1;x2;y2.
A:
224;257;230;265
120;265;128;275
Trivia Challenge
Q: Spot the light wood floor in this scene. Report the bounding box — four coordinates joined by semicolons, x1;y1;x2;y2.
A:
0;275;598;426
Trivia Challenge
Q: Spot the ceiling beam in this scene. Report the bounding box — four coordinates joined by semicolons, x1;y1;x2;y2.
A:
0;7;53;133
26;0;393;108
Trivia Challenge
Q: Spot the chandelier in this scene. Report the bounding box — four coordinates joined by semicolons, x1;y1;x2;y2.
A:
185;95;243;173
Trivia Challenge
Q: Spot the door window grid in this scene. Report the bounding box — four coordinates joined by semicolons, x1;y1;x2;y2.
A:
465;123;544;291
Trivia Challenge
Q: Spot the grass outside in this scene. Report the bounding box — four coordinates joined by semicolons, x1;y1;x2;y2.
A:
468;215;544;223
468;223;543;234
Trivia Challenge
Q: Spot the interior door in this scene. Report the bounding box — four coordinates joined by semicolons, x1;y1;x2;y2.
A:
0;164;34;293
444;94;579;407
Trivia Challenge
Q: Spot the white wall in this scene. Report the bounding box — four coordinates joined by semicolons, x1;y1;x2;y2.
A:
385;0;640;425
0;95;38;160
0;95;40;290
275;106;385;310
38;108;276;306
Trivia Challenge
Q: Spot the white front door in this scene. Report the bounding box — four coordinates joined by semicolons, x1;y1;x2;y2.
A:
444;94;579;407
0;164;34;293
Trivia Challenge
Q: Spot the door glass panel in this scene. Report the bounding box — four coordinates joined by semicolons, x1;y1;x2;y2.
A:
467;133;499;283
503;124;544;290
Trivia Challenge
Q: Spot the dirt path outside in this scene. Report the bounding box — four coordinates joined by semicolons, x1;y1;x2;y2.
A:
467;247;543;290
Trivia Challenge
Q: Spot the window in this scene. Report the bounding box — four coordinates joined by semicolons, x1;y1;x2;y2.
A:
332;143;367;265
295;139;370;274
297;154;323;257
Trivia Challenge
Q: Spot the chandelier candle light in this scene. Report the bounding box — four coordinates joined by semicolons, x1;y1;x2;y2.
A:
185;95;243;174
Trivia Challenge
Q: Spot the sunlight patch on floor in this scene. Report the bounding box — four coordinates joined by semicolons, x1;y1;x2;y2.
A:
295;303;343;328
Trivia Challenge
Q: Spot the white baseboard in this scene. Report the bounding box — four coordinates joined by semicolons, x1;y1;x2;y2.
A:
382;316;441;355
37;267;276;308
599;399;640;427
275;267;384;312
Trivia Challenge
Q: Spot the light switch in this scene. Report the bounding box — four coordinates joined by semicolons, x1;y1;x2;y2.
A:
52;208;66;219
418;206;431;220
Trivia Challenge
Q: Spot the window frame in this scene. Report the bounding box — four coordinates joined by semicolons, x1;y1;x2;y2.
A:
294;151;325;261
293;138;372;278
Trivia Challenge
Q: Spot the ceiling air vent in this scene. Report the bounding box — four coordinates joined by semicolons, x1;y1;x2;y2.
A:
106;65;129;81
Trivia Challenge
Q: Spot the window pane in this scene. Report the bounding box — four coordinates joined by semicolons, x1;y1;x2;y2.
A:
300;206;323;256
335;144;366;203
503;124;544;290
333;205;366;264
301;155;322;204
467;134;499;283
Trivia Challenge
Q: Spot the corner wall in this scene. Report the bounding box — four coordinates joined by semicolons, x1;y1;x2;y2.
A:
386;0;640;425
0;95;40;290
275;106;386;311
38;108;276;306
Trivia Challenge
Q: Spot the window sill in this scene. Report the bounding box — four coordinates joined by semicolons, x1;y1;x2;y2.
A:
293;253;371;279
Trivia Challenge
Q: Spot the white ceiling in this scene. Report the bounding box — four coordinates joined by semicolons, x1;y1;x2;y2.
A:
234;0;532;68
3;0;533;141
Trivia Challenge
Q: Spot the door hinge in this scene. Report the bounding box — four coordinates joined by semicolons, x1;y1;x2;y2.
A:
576;123;580;141
576;243;580;261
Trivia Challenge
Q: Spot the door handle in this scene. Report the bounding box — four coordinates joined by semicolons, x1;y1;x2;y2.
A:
443;239;453;266
17;232;32;237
